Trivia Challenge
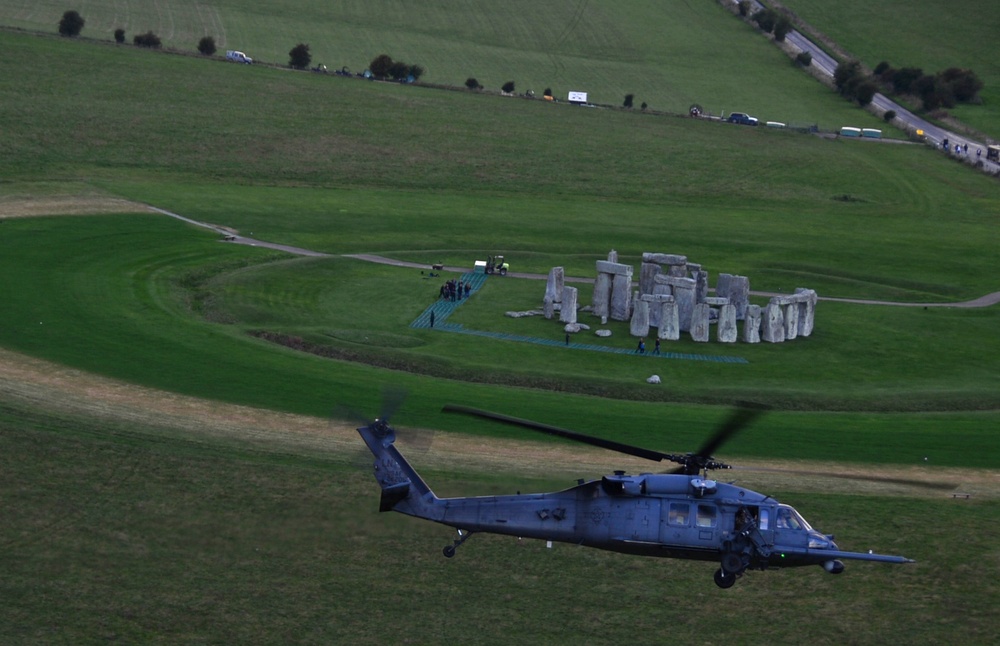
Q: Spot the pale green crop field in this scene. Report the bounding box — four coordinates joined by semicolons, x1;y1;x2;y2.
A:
2;0;889;127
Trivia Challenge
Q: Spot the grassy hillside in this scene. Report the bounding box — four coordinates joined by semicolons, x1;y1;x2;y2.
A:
1;0;897;125
777;0;1000;139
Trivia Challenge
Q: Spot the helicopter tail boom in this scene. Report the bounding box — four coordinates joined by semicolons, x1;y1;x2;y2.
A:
357;421;442;519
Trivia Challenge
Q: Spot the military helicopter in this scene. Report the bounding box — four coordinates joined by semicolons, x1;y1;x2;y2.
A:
357;402;917;589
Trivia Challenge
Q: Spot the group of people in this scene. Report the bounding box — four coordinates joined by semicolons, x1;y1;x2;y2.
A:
439;279;471;301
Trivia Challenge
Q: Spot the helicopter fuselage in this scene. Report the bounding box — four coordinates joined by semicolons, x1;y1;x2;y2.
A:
359;421;913;588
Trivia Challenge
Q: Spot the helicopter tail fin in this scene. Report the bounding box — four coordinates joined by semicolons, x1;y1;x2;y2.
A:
357;421;441;518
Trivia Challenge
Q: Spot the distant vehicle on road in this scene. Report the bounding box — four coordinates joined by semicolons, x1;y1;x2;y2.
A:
987;145;1000;163
226;50;253;64
727;112;758;126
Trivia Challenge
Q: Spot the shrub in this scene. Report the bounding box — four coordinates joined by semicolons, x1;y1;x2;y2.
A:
114;28;125;44
940;68;983;103
58;10;84;37
369;54;393;78
387;60;409;80
834;60;863;94
774;17;792;42
890;67;923;94
883;109;897;122
408;65;425;81
873;61;891;76
641;102;648;111
752;8;777;33
543;88;552;97
854;81;877;106
795;51;812;67
738;1;751;17
465;77;481;90
501;81;515;94
289;43;311;70
623;94;634;109
197;36;216;56
133;31;162;48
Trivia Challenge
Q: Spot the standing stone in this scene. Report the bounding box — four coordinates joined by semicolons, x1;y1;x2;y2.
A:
667;262;688;278
559;286;578;324
716;273;733;300
630;299;650;337
659;301;680;340
794;288;818;336
761;301;785;343
543;296;555;320
743;304;761;343
667;277;696;332
718;303;738;343
694;270;709;304
784;302;799;340
639;262;661;296
610;274;633;321
730;275;750;320
592;273;611;320
642;294;673;328
545;267;565;305
607;249;618;264
690;303;711;342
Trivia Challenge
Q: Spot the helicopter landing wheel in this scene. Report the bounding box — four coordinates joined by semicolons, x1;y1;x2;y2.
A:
443;545;456;558
721;552;744;574
714;568;737;589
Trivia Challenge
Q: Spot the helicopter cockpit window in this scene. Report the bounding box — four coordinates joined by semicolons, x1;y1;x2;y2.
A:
775;504;811;531
668;503;690;526
696;504;717;528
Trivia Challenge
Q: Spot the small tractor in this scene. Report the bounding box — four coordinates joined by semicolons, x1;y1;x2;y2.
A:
485;255;509;276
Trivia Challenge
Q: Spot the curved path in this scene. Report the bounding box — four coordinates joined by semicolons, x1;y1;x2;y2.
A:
151;207;1000;309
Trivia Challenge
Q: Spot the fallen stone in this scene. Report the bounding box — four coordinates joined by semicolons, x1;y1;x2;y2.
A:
564;323;581;333
646;375;661;384
506;310;544;318
595;329;612;337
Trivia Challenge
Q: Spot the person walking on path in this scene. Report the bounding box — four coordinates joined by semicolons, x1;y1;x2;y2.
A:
653;338;660;355
635;338;645;354
430;311;435;328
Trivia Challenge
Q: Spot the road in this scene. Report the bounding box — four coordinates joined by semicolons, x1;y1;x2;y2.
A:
770;5;999;174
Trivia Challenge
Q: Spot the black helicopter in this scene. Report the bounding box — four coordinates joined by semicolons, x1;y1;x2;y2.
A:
357;403;915;588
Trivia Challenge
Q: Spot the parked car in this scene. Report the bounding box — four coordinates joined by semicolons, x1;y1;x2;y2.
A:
727;112;758;126
226;50;253;64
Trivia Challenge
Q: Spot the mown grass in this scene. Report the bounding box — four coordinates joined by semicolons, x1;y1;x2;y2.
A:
0;214;998;470
1;399;997;644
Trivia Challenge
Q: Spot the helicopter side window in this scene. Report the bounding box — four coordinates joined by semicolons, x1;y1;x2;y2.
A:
776;505;808;530
696;504;717;528
759;508;769;531
668;503;690;526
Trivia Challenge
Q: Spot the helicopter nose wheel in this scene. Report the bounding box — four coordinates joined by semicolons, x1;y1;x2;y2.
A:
714;568;737;589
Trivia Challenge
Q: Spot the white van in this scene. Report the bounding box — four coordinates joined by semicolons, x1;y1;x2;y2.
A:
226;50;253;64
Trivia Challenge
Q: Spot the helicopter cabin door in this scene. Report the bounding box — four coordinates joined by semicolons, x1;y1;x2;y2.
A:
608;498;661;543
661;501;719;546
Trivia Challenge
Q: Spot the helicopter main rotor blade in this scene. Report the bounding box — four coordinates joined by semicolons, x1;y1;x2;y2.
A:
691;402;769;463
442;405;675;463
730;466;955;491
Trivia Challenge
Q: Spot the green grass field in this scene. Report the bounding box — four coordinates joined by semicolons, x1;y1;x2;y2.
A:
1;11;999;644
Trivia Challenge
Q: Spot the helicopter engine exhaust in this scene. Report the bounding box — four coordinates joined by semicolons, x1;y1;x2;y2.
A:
823;559;846;574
